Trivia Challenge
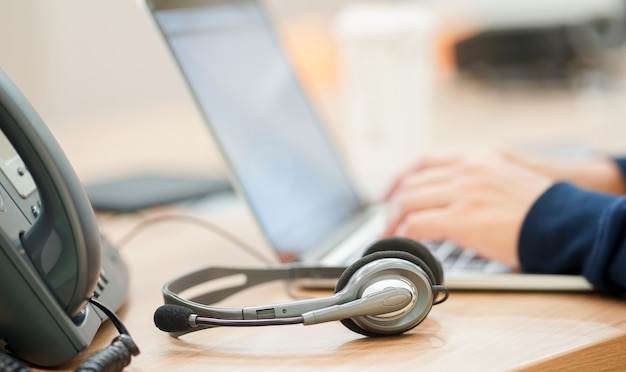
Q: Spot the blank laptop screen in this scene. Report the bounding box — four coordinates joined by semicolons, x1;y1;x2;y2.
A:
152;0;362;259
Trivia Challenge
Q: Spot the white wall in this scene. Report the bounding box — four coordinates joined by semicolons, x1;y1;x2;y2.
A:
0;1;224;181
0;0;349;182
2;0;622;128
0;0;348;127
0;0;190;126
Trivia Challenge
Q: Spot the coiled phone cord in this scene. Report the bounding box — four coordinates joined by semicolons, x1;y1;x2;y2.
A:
0;350;29;372
74;298;140;372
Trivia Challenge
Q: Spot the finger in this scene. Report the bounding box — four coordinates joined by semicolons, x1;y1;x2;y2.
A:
397;167;456;193
384;163;457;202
382;152;463;200
382;163;422;200
415;152;465;170
393;209;453;242
384;183;454;236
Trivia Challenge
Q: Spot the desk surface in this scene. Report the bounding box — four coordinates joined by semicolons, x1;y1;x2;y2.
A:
35;195;625;372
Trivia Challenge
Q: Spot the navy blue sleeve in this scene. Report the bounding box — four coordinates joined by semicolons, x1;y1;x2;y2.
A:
613;157;626;177
519;181;626;295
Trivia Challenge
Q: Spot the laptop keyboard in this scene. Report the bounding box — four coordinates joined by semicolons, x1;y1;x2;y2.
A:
423;240;510;274
321;209;510;275
338;236;509;275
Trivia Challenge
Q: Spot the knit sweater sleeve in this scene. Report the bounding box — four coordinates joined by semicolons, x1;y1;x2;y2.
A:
613;157;626;177
518;181;626;295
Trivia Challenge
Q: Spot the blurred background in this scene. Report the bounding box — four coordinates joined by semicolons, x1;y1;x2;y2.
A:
2;0;626;198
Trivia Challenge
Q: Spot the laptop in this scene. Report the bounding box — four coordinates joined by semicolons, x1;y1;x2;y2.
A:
140;0;592;291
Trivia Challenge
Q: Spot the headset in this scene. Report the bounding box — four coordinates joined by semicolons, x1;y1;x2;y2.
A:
155;237;449;338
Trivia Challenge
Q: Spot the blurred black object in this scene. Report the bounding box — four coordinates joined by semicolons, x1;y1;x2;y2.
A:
454;15;626;83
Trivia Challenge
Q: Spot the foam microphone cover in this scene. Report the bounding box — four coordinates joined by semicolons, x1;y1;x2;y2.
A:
154;304;194;332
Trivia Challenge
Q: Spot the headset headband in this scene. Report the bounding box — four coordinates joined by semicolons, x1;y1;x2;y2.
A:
162;264;347;335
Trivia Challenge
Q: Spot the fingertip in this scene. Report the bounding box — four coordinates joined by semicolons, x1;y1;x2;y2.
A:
400;210;450;242
382;160;425;200
417;151;463;169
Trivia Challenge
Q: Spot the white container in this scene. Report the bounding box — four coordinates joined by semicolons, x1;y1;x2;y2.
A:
335;2;436;199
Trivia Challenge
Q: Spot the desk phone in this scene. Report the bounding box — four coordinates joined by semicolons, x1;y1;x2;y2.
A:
0;68;130;368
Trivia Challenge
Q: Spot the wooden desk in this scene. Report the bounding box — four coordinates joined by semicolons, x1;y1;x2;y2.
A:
30;193;624;372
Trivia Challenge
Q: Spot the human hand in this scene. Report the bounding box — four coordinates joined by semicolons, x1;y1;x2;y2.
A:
383;150;554;268
385;148;626;199
499;148;626;195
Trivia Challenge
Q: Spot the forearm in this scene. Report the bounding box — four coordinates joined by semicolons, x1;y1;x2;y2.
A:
518;182;626;295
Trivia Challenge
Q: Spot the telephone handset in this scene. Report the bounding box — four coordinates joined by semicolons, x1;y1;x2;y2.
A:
0;68;130;367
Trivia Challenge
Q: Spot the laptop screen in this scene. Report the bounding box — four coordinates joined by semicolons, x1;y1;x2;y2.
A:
150;0;362;260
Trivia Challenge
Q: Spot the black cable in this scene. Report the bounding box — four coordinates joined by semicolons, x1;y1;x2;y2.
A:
433;285;450;305
73;298;140;372
107;213;329;300
112;213;275;265
87;298;136;341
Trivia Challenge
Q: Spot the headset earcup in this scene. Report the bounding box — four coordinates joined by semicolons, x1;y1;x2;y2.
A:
334;250;436;337
362;237;444;285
